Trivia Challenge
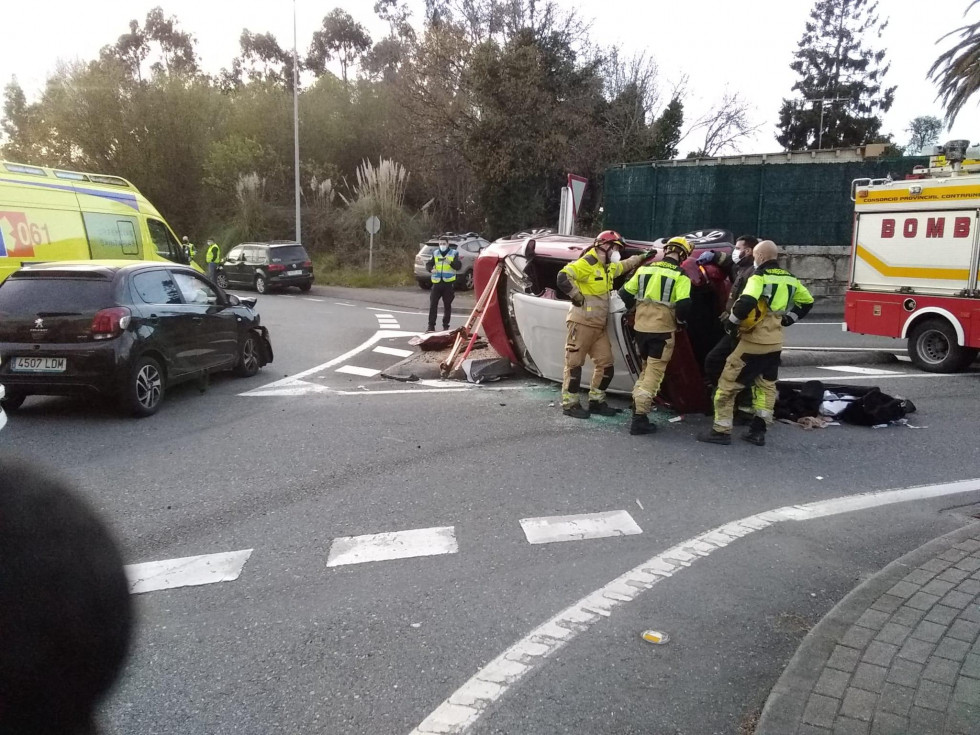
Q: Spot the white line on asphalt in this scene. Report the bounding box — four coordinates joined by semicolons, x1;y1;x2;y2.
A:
519;511;642;545
125;549;253;595
240;330;418;394
783;346;903;352
816;365;902;376
374;346;414;358
303;297;325;302
327;526;458;567
408;477;980;735
780;372;976;382
366;307;429;316
336;365;381;377
335;302;355;306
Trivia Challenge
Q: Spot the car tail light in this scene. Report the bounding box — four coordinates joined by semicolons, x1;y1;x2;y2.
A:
268;264;286;272
302;260;312;268
91;307;131;340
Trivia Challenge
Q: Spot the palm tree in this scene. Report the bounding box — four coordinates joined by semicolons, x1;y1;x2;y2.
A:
931;1;980;125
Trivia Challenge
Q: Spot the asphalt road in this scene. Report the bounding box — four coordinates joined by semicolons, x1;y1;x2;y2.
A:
2;285;978;735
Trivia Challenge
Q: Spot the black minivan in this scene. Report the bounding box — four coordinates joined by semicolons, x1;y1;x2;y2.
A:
0;261;273;416
217;241;314;294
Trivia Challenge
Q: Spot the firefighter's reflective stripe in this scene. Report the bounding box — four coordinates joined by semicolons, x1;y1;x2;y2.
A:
624;262;691;304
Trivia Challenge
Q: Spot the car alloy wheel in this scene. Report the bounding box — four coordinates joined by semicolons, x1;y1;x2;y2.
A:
255;274;267;294
463;270;475;290
128;356;165;417
236;334;260;377
216;273;229;288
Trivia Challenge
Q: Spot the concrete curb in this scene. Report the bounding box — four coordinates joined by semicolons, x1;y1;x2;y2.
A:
755;521;980;735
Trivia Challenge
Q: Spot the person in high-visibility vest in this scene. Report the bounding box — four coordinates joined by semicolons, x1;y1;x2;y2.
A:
555;230;644;418
182;236;196;264
699;240;814;447
205;238;222;282
425;238;461;332
618;236;693;435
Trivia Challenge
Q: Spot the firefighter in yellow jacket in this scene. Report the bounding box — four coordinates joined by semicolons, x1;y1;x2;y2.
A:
556;230;643;418
699;240;814;447
618;236;693;435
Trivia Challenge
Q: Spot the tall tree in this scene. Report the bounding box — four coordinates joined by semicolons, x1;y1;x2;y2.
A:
930;1;980;125
100;6;198;82
307;9;372;87
776;0;895;150
226;30;299;90
687;91;761;157
905;115;944;154
648;97;684;160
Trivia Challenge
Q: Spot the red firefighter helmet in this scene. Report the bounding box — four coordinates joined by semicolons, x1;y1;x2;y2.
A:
594;230;625;249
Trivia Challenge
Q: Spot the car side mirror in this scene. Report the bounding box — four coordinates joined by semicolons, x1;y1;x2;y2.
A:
227;294;241;306
520;238;536;260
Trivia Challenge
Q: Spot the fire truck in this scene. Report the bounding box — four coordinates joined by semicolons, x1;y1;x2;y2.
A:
844;140;980;372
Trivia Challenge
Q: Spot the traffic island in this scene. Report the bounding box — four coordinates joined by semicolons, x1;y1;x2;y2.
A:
756;523;980;735
380;343;517;383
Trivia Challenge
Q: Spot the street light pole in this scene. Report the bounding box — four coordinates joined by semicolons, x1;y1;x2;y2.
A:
293;0;301;245
809;97;849;149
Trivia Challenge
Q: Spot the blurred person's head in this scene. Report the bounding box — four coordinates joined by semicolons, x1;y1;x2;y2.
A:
0;459;133;734
753;239;779;267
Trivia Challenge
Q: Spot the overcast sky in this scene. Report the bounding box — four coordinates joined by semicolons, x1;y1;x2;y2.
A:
2;0;978;156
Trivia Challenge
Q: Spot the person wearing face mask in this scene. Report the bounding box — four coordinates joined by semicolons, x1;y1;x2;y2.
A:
555;230;644;418
425;238;462;332
618;236;693;435
698;235;759;413
699;240;813;447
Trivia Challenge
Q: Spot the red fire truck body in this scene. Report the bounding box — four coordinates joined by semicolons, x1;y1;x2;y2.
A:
844;147;980;372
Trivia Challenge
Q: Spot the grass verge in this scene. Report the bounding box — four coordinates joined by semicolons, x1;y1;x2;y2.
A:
313;252;416;288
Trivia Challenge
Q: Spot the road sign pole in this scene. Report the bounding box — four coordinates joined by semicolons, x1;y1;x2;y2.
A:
369;231;374;275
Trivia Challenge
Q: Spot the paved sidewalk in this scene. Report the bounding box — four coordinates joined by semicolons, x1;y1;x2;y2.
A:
757;523;980;735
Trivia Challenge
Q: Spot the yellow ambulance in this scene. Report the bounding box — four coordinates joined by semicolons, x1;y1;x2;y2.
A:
0;160;195;283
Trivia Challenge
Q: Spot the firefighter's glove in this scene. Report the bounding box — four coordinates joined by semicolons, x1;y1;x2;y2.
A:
723;319;739;338
781;313;799;327
696;251;715;266
570;292;585;307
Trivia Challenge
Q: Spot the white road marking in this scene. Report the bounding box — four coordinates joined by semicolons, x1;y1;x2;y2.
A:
374;346;414;358
519;511;642;545
409;477;980;734
817;365;902;376
780;372;975;382
240;330;418;395
783;346;903;352
366;307;430;316
125;549;253;595
335;302;355;306
336;365;381;377
327;526;458;567
302;297;325;302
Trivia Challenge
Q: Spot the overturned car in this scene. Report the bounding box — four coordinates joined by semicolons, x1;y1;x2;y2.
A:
473;229;735;414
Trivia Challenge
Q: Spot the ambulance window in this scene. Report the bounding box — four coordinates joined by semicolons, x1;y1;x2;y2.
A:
82;212;143;259
147;219;184;263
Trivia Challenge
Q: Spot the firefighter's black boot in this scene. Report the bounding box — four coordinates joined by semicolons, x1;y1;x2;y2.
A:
589;400;621;417
562;403;591;419
743;417;767;446
629;413;657;435
697;430;732;445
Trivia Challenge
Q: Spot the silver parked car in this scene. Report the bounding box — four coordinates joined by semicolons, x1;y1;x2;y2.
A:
413;232;490;291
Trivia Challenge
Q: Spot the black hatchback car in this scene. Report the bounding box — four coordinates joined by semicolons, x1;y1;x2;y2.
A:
0;261;273;416
217;241;314;294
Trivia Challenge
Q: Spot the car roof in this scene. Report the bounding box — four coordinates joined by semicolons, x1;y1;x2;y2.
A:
11;260;192;278
236;241;304;248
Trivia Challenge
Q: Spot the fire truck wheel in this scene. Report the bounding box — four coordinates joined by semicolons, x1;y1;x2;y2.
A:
908;318;972;373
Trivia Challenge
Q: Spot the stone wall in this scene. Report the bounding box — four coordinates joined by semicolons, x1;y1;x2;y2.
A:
779;245;851;308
